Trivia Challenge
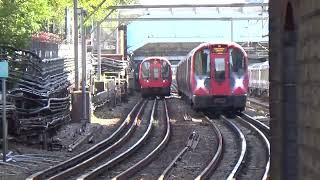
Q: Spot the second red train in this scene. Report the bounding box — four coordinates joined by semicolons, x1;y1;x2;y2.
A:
139;57;172;98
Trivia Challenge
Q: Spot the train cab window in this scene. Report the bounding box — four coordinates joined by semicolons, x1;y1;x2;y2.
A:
229;48;245;75
215;58;226;81
194;48;210;77
161;61;170;79
141;61;150;79
154;67;159;80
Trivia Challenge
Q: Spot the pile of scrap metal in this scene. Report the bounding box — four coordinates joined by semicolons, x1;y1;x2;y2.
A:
91;54;129;108
0;46;72;139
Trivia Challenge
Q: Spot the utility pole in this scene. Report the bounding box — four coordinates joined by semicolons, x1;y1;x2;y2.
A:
80;9;89;123
73;0;79;90
97;23;101;81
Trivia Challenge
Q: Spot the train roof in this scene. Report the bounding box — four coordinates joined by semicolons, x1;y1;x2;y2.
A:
141;56;171;65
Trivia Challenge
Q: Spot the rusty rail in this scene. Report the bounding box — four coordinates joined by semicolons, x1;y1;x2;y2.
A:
77;99;157;180
247;97;269;109
194;116;223;180
241;113;270;136
236;115;270;180
221;115;248;180
26;99;144;180
158;131;199;180
113;99;171;180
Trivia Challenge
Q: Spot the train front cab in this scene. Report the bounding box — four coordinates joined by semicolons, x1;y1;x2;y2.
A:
139;59;171;98
191;44;248;112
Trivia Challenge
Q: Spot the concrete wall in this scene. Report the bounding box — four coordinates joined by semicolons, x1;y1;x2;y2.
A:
270;0;320;179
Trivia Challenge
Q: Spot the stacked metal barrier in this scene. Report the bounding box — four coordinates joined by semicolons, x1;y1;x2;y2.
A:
91;55;129;108
91;57;128;73
0;46;72;136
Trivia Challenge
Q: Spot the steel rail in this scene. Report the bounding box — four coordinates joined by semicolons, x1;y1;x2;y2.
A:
236;115;270;180
221;116;247;180
26;99;144;180
113;99;171;180
158;146;189;180
77;99;157;180
49;100;148;180
194;116;223;180
247;97;269;109
241;113;270;136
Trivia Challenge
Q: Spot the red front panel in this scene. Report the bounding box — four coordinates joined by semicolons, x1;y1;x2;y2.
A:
190;44;248;97
210;53;231;96
139;59;172;88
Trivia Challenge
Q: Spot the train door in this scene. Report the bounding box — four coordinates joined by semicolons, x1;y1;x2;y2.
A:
210;50;231;95
151;60;161;82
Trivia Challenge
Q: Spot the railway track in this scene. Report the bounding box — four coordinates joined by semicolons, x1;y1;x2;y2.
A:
75;99;156;180
26;99;146;180
247;97;269;109
203;113;270;180
157;113;222;180
226;114;270;180
101;99;171;179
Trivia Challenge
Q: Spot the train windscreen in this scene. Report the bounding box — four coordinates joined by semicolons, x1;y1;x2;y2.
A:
161;61;170;79
141;61;150;79
229;48;245;76
194;48;211;78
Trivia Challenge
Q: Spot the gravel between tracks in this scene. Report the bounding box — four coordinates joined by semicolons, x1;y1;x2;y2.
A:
132;96;216;180
0;95;140;180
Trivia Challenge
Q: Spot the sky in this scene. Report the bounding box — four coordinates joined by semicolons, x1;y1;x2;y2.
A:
126;0;269;52
139;0;268;5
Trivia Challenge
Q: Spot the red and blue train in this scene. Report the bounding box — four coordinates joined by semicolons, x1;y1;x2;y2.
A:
176;42;248;112
139;57;172;98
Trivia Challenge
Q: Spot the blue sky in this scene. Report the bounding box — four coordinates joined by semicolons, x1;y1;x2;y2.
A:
127;0;269;52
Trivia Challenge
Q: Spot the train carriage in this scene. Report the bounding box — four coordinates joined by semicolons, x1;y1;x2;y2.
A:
248;61;269;97
139;57;172;98
176;42;248;112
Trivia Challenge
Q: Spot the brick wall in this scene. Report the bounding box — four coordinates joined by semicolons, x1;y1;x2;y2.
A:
271;0;320;179
296;0;320;179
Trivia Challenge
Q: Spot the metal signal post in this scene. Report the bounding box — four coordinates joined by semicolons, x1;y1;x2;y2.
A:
0;60;8;162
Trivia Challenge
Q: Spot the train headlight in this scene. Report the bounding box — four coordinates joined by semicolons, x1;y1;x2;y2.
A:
196;78;205;89
234;78;244;89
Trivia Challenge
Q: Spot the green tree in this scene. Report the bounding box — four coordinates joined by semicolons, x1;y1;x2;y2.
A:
0;0;52;48
0;0;136;48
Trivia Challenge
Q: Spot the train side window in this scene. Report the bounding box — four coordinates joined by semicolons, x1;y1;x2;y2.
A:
161;61;170;79
194;48;210;77
229;48;245;75
141;61;150;79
